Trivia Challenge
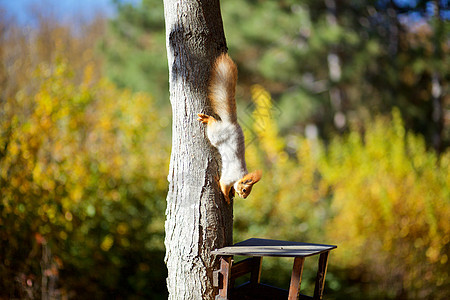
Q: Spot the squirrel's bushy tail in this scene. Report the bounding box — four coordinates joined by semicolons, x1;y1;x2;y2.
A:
209;53;238;122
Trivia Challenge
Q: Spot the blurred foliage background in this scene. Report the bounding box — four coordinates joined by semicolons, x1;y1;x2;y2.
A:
0;0;449;299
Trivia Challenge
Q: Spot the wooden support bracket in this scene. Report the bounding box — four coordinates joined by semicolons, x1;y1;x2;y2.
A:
215;256;232;300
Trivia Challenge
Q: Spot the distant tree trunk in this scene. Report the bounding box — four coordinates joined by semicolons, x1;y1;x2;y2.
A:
325;0;346;130
431;1;444;153
162;1;233;299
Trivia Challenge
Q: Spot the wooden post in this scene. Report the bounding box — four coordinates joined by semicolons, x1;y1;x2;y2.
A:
313;251;330;300
288;257;305;300
250;257;263;286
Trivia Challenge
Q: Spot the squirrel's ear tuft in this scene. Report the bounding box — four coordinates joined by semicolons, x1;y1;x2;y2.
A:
241;170;262;185
251;170;262;183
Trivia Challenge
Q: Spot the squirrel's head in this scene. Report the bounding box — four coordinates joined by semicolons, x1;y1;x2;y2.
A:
235;170;262;199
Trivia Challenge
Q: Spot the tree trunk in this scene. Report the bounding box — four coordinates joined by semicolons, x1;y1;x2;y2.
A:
163;1;233;299
431;1;444;153
325;0;346;130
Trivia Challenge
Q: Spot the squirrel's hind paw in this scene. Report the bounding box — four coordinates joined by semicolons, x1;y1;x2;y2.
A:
197;113;214;124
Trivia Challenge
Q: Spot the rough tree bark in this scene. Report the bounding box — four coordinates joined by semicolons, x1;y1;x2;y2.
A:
163;1;233;299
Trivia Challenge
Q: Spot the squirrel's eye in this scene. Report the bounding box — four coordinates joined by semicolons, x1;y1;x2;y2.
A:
242;189;246;193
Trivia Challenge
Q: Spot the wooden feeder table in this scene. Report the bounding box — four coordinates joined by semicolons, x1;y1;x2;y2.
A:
212;238;337;300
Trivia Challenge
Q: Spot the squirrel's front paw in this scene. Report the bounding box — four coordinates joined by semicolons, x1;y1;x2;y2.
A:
197;113;213;124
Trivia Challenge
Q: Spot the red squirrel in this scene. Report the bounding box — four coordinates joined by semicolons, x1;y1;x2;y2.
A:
197;54;262;204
